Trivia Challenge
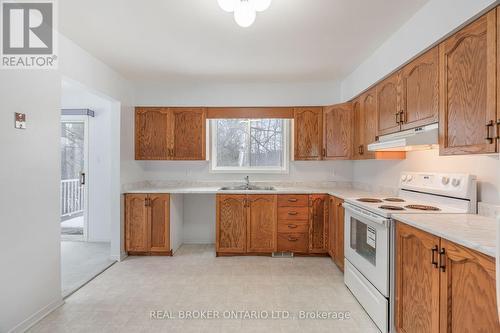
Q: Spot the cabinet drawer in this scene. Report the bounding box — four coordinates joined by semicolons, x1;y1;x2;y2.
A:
278;195;309;207
278;220;309;233
277;233;308;253
278;206;309;220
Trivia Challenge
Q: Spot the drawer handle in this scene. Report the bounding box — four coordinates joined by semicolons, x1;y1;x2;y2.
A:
287;224;298;229
287;237;299;242
288;211;298;216
486;120;494;143
288;198;298;202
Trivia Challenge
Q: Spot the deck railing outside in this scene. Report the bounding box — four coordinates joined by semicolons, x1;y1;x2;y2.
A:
61;179;85;218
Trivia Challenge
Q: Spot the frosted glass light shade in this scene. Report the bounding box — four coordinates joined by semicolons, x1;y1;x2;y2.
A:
234;1;256;28
251;0;271;12
217;0;236;12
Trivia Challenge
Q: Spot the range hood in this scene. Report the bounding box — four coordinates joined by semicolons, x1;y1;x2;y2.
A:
367;123;439;152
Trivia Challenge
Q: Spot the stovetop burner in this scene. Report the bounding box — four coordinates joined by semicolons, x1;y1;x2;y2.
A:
357;198;383;203
384;198;405;202
405;204;441;211
379;205;406;211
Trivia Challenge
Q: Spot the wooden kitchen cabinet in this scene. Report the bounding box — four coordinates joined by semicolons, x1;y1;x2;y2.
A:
352;98;364;160
395;222;440;333
247;195;277;253
439;10;497;155
400;46;439;131
360;87;378;159
169;107;206;160
216;195;247;254
329;196;345;272
377;72;402;136
395;222;500;333
135;107;207;160
439;239;499;333
323;103;353;160
135;108;170;160
309;194;329;253
294;107;323;160
125;193;171;255
277;194;310;254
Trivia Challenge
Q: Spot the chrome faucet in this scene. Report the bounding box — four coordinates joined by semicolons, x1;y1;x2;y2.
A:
244;176;250;188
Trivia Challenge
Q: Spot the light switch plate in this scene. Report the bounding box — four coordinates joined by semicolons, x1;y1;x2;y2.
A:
15;112;26;129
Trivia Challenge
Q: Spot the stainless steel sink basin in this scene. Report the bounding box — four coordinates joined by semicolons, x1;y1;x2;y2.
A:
219;185;276;191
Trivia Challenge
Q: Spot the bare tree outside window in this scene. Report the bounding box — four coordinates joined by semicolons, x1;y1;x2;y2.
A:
213;119;286;170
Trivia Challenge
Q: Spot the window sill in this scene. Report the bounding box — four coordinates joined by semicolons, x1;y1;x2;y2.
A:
209;168;289;174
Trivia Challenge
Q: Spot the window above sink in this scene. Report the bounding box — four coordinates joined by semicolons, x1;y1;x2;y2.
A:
210;119;289;173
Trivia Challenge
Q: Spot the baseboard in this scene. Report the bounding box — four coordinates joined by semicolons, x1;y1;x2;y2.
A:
110;251;128;262
8;298;64;333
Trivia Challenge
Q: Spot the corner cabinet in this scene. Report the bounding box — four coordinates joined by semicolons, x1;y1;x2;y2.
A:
439;9;498;155
309;194;329;254
323;103;353;159
135;107;206;160
395;222;500;333
125;193;171;255
294;107;323;160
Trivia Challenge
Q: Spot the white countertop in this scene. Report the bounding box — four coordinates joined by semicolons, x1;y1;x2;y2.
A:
124;186;384;200
393;213;498;258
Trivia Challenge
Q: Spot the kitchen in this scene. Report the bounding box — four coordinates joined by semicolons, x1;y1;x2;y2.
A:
1;1;500;333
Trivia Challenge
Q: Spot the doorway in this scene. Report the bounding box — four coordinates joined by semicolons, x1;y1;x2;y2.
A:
60;115;89;241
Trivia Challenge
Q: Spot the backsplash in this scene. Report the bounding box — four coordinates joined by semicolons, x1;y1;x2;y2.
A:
478;202;500;219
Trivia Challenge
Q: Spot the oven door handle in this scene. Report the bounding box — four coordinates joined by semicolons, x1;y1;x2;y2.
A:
343;203;391;226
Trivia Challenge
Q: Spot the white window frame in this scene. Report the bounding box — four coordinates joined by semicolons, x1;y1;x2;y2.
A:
210;119;290;174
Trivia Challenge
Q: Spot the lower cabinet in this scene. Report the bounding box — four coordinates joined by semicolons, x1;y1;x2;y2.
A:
216;194;277;255
395;222;499;333
125;193;171;255
329;196;345;272
216;194;330;256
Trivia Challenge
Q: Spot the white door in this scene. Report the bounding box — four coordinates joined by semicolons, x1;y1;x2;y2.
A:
60;115;89;241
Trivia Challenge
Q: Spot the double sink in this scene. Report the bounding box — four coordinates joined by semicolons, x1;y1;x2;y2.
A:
219;177;276;191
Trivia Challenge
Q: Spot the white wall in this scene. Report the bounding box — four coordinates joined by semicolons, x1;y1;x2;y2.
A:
134;80;341;106
61;82;114;242
353;150;499;204
0;71;63;333
183;195;216;244
341;0;498;100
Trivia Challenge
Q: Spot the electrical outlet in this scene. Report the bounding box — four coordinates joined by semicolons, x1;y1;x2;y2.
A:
15;112;26;129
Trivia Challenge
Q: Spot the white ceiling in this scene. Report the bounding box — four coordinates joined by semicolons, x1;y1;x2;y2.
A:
59;0;429;84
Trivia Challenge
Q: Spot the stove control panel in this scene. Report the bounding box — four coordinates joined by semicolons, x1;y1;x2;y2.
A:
399;172;476;199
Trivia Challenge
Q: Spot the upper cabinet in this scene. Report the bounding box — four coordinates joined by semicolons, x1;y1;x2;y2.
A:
439;10;498;155
135;107;207;160
377;72;401;136
401;46;439;130
169;108;206;160
361;87;378;159
352;99;364;160
323;103;353;160
135;108;170;160
294;107;323;160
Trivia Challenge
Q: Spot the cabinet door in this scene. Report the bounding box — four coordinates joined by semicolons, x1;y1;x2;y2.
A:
323;103;353;160
135;108;170;160
294;107;323;160
309;194;329;253
352;99;364;160
439;10;497;155
395;222;440;333
333;197;344;272
125;194;150;252
401;47;439;131
439;239;500;333
149;194;170;253
361;88;378;159
169;108;206;160
247;195;277;253
216;195;247;253
377;72;401;136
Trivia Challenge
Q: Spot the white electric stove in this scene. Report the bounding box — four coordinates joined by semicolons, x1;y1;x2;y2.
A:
342;172;477;333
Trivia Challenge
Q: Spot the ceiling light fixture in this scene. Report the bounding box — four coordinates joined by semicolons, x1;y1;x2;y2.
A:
217;0;272;28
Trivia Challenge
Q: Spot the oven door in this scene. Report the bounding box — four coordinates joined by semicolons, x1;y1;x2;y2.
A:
344;203;390;297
